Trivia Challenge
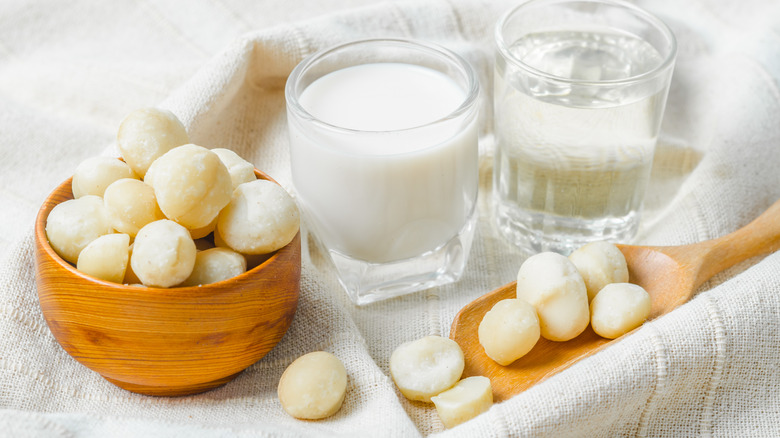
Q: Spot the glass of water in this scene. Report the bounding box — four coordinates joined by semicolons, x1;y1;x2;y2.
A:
492;0;677;254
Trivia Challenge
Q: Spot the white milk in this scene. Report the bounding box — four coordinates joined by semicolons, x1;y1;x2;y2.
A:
289;62;478;263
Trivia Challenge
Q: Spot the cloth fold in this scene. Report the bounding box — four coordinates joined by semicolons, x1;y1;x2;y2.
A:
1;0;779;436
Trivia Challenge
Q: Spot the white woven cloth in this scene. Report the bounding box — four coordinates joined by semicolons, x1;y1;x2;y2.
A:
1;0;779;436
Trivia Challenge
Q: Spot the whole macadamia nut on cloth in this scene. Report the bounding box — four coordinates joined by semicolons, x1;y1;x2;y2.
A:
71;156;138;198
116;107;189;177
77;233;131;283
103;178;165;238
277;351;348;420
389;336;465;402
130;219;196;288
569;241;629;301
45;195;113;264
145;144;233;230
212;147;257;190
478;299;540;366
181;247;247;286
217;179;300;255
590;283;651;339
516;252;590;342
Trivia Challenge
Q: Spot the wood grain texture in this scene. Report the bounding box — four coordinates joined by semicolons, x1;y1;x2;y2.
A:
34;169;301;397
451;198;780;402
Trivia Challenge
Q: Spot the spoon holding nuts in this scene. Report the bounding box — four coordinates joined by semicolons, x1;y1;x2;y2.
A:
451;198;780;402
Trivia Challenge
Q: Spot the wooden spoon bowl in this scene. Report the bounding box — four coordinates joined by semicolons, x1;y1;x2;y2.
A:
34;169;301;397
451;199;780;402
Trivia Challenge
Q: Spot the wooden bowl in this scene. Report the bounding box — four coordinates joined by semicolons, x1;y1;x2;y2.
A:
34;169;301;397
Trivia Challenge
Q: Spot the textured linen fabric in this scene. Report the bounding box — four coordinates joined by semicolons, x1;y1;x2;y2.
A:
1;0;779;436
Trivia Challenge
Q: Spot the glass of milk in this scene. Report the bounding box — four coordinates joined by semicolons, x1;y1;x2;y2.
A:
286;39;480;305
493;0;677;255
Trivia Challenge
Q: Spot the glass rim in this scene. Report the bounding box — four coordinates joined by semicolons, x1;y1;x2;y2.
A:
285;38;480;135
495;0;678;86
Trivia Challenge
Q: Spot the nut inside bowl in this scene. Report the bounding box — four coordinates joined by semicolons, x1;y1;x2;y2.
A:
34;169;301;397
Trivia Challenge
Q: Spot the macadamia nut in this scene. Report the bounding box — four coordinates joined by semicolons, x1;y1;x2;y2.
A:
478;299;540;366
77;233;130;283
103;178;164;238
431;376;493;428
569;241;629;302
277;351;347;420
71;156;138;198
45;195;113;264
213;224;228;248
116;108;189;177
217;179;299;255
189;217;217;240
130;219;196;288
212;148;257;190
123;244;142;285
181;247;246;286
590;283;651;339
145;144;233;230
516;252;589;342
389;336;464;402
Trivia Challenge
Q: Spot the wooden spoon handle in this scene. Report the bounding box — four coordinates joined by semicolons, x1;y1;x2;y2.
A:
673;198;780;288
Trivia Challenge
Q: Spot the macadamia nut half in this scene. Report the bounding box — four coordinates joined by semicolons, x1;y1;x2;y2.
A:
116;107;189;177
217;179;299;255
431;376;493;428
212;147;257;190
389;336;464;402
103;178;164;238
277;351;348;420
45;195;113;264
130;219;196;288
569;241;629;301
590;283;651;339
516;252;589;342
478;299;540;366
145;144;233;230
77;233;130;283
71;156;138;198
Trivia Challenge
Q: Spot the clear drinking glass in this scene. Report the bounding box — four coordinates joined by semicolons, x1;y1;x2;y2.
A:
493;0;677;254
286;39;480;305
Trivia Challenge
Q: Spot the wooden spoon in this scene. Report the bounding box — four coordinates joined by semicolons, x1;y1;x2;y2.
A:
451;199;780;402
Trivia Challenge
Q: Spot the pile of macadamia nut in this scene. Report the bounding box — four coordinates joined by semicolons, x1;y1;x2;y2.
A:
480;242;652;366
45;108;299;288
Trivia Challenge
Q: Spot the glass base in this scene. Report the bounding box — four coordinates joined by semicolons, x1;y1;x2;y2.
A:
494;200;639;256
305;213;477;306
